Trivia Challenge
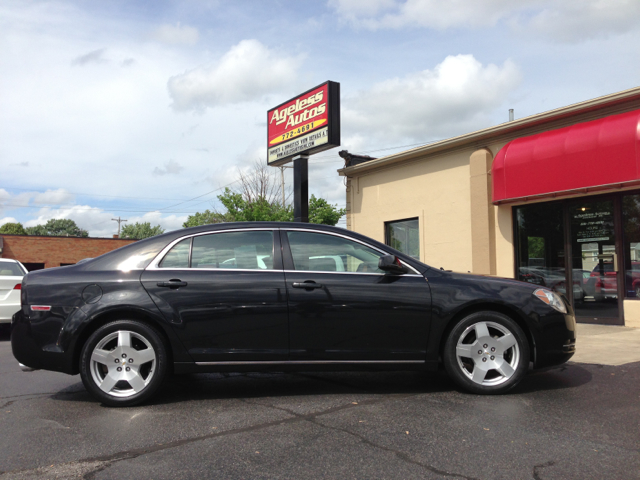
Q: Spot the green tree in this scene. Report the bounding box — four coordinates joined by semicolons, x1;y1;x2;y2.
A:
217;188;293;222
0;222;27;235
308;195;346;226
121;222;165;239
26;218;88;237
183;210;229;228
183;162;346;228
24;225;48;235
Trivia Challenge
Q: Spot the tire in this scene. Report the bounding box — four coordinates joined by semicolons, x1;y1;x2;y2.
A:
80;320;168;407
443;311;530;395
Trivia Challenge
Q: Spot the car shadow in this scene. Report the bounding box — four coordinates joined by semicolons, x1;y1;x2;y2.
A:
51;364;594;407
509;363;593;394
0;325;11;341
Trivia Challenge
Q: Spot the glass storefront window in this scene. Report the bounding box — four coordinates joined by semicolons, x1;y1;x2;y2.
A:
514;203;565;288
622;194;640;298
385;218;420;259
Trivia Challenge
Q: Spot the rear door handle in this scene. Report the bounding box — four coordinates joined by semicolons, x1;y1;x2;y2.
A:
292;282;323;289
157;280;188;288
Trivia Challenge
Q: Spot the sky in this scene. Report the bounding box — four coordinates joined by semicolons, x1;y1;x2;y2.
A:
1;0;640;237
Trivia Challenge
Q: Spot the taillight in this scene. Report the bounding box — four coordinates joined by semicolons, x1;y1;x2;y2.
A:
31;306;51;311
14;283;21;290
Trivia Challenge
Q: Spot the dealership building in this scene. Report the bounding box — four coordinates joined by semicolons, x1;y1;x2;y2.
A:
339;86;640;327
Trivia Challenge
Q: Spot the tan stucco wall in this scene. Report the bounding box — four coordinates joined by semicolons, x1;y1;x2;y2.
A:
622;300;640;328
349;149;473;272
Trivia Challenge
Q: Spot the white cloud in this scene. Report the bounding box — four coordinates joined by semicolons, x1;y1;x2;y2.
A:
523;1;640;43
0;217;18;227
23;204;188;238
71;48;108;66
153;160;185;176
150;23;199;46
329;0;640;41
32;188;75;206
328;0;396;19
343;54;522;142
167;39;304;111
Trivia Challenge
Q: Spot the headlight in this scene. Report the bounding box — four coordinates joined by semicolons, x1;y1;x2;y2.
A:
533;288;567;314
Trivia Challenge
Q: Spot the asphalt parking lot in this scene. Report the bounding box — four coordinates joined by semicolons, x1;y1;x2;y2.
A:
0;327;638;480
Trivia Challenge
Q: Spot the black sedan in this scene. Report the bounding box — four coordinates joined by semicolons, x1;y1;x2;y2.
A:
11;222;576;406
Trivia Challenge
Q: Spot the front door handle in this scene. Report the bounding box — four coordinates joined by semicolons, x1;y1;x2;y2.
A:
157;280;188;288
292;281;323;289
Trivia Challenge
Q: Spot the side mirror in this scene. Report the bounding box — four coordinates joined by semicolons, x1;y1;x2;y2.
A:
378;254;408;274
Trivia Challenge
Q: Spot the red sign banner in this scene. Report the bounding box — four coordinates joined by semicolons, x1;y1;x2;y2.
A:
267;81;340;165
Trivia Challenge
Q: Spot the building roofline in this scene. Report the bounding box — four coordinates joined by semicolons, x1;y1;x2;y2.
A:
338;85;640;176
0;234;136;241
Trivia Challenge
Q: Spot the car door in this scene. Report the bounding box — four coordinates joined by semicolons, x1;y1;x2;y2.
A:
141;229;289;362
282;229;431;362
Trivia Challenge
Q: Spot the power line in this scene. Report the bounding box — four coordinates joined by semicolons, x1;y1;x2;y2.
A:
0;203;216;214
0;186;188;202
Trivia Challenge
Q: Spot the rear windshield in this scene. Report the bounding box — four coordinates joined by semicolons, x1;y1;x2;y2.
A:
80;234;173;271
0;262;26;276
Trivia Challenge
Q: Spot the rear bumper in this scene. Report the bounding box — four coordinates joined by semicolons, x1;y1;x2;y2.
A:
11;310;76;375
0;303;20;323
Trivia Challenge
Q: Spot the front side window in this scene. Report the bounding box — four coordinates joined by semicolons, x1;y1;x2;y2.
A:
192;231;274;270
385;218;420;260
287;231;384;273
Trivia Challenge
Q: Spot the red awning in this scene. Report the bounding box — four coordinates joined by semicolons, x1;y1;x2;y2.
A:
492;109;640;204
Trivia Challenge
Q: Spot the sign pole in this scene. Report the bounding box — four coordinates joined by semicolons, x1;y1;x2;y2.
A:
293;154;309;222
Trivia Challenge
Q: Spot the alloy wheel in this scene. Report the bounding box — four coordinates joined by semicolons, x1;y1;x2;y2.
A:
454;321;520;386
89;330;156;398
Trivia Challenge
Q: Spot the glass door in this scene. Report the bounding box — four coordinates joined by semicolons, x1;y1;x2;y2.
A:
569;199;621;324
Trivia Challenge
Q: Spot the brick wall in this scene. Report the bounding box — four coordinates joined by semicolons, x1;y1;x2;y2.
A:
0;235;137;268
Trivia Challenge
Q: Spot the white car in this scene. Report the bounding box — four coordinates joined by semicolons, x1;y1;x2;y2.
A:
0;259;27;324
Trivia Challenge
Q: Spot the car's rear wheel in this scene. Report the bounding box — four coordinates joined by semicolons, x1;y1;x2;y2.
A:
443;311;529;394
80;320;167;407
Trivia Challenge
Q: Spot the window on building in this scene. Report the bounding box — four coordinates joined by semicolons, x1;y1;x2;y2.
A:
622;194;640;298
22;263;45;272
385;218;420;260
514;203;565;286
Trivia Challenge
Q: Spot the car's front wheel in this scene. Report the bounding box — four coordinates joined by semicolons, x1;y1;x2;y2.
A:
443;311;529;394
80;320;168;407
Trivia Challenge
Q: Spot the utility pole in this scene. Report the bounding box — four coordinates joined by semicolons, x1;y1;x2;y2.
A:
112;217;128;237
279;165;293;207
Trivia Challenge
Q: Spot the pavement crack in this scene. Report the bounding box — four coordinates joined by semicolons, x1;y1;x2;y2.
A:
307;416;480;480
244;395;478;480
2;393;422;478
532;460;555;480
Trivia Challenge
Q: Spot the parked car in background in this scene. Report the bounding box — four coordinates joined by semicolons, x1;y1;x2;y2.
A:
12;222;576;406
518;267;585;302
0;259;27;325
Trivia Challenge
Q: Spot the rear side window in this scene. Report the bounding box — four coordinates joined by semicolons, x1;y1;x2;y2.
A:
159;238;191;268
192;231;274;270
157;231;275;270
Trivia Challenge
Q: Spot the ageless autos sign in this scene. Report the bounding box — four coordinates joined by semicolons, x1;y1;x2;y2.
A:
267;81;340;166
